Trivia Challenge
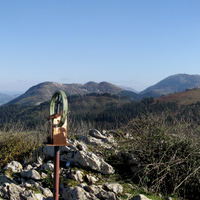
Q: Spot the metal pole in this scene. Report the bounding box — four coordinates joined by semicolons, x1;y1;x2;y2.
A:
53;94;61;200
53;146;60;200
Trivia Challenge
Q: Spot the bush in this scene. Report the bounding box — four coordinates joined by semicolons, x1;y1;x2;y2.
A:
0;131;42;169
120;112;200;199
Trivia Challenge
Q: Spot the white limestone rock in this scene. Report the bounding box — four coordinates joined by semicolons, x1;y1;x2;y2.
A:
4;161;23;173
0;182;25;200
61;149;114;174
41;172;48;179
20;190;38;200
41;163;54;171
85;174;98;184
83;185;120;200
62;186;98;200
105;183;123;195
69;170;84;182
78;135;113;149
24;164;33;171
89;129;107;139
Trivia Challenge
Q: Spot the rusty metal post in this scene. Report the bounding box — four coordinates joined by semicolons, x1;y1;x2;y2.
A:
53;146;60;200
54;92;61;200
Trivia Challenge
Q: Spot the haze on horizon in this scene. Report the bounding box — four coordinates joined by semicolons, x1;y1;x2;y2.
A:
1;0;200;94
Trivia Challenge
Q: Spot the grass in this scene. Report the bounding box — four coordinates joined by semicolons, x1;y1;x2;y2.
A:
0;128;46;169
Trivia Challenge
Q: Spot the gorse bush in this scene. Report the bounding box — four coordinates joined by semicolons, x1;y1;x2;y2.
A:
120;112;200;199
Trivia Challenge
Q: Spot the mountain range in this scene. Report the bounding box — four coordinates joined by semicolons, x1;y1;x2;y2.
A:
2;73;200;106
0;93;21;106
5;81;142;106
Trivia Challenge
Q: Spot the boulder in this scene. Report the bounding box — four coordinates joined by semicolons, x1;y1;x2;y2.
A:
102;130;107;135
102;135;117;146
42;140;86;159
83;185;102;195
76;142;87;151
41;163;54;171
0;175;18;185
40;187;53;198
75;150;114;174
62;186;98;200
130;194;152;200
79;135;113;149
21;169;41;180
61;149;115;174
35;193;48;200
20;190;51;200
85;174;98;184
0;182;24;200
62;184;121;200
20;190;38;200
32;162;42;169
105;183;123;195
61;141;77;152
69;170;84;182
36;155;44;165
96;190;120;200
43;146;54;158
4;161;23;173
21;179;53;198
79;128;117;149
41;172;48;179
35;194;47;200
89;129;107;139
24;164;33;171
83;185;120;200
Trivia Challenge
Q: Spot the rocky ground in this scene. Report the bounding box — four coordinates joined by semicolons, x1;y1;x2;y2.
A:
0;129;173;200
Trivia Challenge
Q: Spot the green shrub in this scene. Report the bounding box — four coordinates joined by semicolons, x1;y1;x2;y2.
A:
119;112;200;200
0;131;39;168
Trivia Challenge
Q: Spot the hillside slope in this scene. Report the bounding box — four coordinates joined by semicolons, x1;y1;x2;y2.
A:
140;74;200;97
155;88;200;106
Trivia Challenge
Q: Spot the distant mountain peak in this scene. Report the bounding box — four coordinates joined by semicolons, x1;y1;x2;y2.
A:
140;74;200;97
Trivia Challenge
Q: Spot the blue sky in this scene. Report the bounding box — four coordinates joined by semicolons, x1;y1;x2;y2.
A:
1;0;200;94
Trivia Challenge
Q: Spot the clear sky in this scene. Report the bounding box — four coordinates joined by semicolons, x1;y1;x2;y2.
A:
1;0;200;94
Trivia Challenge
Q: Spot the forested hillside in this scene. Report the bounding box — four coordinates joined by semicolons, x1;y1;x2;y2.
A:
0;92;179;131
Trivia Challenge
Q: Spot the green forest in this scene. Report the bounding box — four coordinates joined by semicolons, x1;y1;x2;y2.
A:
0;92;185;131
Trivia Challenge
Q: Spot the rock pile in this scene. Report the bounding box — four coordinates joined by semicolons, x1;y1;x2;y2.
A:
0;129;166;200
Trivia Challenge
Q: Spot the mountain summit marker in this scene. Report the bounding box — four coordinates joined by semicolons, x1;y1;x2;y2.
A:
45;90;70;200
